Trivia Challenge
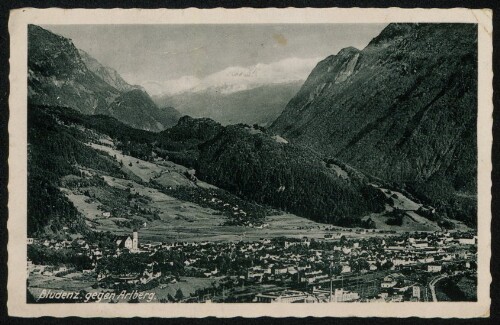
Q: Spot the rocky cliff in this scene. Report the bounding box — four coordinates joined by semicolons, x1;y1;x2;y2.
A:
78;49;144;93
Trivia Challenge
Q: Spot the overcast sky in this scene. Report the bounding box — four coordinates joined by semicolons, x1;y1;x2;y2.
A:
43;24;388;96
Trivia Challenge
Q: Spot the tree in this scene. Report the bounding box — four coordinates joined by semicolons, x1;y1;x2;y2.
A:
174;288;184;301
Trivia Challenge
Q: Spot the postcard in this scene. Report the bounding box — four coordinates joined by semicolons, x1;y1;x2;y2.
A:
7;7;492;317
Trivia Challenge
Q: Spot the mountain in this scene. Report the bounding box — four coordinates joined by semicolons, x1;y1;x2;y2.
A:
78;49;144;92
195;124;386;225
104;89;181;131
28;25;180;131
271;23;477;226
153;81;302;126
27;23;476;236
28;25;119;115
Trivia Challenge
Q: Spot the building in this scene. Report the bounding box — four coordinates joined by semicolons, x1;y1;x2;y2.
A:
458;237;477;245
115;229;139;252
284;237;310;249
413;241;429;248
27;238;34;245
381;274;405;289
393;258;415;266
412;286;421;299
324;233;342;240
427;264;442;273
115;235;133;250
341;265;352;274
132;229;139;252
331;289;360;302
312;288;360;302
381;279;398;289
254;290;310;303
273;266;288;275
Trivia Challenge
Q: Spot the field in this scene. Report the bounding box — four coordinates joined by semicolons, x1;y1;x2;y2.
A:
65;138;389;241
63;137;470;243
363;186;469;232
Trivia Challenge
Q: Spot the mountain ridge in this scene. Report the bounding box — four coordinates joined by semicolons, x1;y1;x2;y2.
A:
154;81;302;126
28;24;181;132
78;49;145;93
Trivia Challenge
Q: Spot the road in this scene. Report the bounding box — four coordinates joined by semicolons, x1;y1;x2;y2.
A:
429;275;448;302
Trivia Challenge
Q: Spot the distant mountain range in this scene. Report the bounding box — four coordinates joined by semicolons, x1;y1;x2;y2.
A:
153;82;302;126
271;23;477;225
28;25;181;131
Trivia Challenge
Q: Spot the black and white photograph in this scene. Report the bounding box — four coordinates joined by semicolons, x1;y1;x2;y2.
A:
7;8;492;318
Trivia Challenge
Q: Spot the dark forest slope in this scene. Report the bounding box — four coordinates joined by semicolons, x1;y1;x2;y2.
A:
271;23;477;225
196;125;385;225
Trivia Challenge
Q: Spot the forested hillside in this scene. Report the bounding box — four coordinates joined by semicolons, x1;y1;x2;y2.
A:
271;23;477;226
196;125;386;225
28;106;126;236
28;105;390;235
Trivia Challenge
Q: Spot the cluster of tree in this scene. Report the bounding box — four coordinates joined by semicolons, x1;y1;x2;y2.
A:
28;172;87;236
361;217;377;229
113;219;143;229
384;208;407;226
151;116;224;168
85;230;117;249
116;141;153;161
28;244;93;270
96;251;151;275
48;105;156;143
405;177;477;227
435;275;477;302
158;289;185;303
31;105;389;230
80;182;157;224
27;106;129;236
438;219;456;230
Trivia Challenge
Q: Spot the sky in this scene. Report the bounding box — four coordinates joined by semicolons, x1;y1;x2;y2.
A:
43;24;388;96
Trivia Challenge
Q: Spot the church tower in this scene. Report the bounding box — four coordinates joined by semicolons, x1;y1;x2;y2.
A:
132;229;139;252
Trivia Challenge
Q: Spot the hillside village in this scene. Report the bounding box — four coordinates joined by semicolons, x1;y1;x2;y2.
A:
27;229;477;303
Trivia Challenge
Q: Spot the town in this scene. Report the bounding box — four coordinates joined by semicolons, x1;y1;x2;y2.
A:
27;229;477;303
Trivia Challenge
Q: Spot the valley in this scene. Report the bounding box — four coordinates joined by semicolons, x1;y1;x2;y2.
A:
51;115;468;243
25;22;478;305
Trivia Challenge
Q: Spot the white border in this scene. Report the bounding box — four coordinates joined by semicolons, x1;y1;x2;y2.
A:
8;8;493;318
